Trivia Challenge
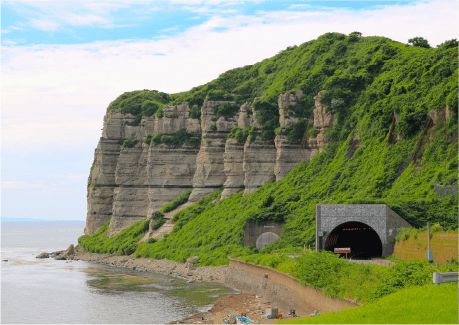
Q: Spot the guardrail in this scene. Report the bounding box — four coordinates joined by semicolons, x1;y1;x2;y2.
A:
433;272;459;286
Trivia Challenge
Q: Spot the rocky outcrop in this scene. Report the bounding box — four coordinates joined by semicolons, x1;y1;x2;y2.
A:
243;136;277;195
274;90;318;181
221;137;245;199
85;90;334;235
309;90;336;150
190;100;238;202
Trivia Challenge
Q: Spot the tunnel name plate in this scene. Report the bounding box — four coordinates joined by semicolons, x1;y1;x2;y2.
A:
334;248;351;253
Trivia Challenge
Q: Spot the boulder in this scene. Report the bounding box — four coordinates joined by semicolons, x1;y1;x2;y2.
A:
54;244;75;260
187;255;199;263
63;244;75;256
36;252;49;259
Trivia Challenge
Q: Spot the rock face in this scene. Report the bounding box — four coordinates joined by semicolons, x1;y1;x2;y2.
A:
190;100;238;202
309;90;336;150
85;91;334;235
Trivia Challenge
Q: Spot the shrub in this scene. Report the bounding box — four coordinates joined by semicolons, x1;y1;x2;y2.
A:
160;190;192;213
143;134;153;144
190;106;201;119
210;123;217;130
151;217;165;230
122;139;137;147
213;103;240;120
151;129;200;147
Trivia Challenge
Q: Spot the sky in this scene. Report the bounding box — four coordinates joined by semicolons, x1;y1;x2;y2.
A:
2;0;458;221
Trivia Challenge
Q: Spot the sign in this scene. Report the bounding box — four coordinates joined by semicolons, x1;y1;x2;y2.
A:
334;248;351;253
318;231;324;236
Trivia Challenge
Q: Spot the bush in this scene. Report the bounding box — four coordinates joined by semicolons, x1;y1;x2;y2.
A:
213;103;240;120
151;129;201;147
151;217;165;230
122;139;137;147
160;190;192;213
143;134;153;144
108;90;168;120
147;238;157;244
190;106;201;119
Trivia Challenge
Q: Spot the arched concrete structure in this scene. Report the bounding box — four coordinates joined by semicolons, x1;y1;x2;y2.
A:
244;222;283;248
324;221;383;258
256;232;281;249
316;204;412;257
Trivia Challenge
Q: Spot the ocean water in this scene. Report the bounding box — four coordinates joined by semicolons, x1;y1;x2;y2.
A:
1;221;219;324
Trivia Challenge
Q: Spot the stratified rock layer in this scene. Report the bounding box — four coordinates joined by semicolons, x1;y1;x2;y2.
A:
85;90;334;235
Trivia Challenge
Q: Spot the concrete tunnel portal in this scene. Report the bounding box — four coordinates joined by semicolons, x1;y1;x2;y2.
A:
316;204;413;258
324;221;383;259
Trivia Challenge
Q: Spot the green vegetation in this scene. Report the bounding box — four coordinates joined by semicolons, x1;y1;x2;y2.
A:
408;36;431;49
90;158;97;173
120;139;138;147
237;251;457;303
190;105;201;119
147;129;201;146
108;90;169;115
161;190;192;213
136;188;254;265
78;220;149;255
279;283;458;324
89;183;99;189
213;103;240;120
225;126;257;143
395;224;458;243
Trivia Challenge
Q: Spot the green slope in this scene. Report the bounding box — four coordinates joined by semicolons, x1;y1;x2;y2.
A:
83;33;458;265
279;283;458;324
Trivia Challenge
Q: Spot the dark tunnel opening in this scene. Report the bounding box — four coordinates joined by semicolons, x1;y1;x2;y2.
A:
324;221;382;259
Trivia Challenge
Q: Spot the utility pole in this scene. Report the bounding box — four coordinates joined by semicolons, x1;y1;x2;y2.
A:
427;222;433;263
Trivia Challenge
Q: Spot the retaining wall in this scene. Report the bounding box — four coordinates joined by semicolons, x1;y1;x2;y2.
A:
224;257;356;317
393;231;458;264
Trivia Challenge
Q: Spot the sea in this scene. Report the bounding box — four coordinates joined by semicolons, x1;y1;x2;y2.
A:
1;221;222;324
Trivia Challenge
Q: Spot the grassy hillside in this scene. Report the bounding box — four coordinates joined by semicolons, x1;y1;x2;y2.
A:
81;33;458;266
279;282;458;324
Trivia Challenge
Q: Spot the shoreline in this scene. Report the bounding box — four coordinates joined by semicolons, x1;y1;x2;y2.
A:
65;246;274;324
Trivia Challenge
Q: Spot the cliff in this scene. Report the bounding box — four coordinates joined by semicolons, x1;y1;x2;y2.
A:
86;91;333;236
81;33;457;266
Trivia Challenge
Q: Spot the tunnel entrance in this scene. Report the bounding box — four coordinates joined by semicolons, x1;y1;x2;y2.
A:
324;221;382;259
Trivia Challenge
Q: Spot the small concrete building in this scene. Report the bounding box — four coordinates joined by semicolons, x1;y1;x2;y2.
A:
316;204;412;258
244;222;283;249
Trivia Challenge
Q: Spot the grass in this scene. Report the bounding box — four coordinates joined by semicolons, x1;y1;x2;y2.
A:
236;251;457;303
279;283;458;324
78;219;149;255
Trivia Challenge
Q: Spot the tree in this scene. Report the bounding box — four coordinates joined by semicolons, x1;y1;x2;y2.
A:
350;31;362;37
408;37;431;49
437;39;458;50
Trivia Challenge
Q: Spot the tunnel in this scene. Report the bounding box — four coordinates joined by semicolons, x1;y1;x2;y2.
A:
324;221;382;259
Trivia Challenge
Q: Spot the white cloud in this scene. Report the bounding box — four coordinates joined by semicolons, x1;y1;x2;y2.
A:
1;30;10;34
2;39;17;45
29;19;61;31
2;180;43;189
2;0;458;151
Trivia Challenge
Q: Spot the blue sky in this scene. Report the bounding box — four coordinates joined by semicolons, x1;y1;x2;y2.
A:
2;0;458;220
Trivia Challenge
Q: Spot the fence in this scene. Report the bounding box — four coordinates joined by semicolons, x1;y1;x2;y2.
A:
433;272;459;286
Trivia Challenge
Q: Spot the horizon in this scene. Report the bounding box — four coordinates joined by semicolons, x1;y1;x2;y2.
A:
2;0;458;221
